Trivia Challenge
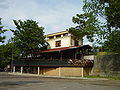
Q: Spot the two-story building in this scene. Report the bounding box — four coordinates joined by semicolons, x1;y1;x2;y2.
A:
46;30;83;49
13;30;93;77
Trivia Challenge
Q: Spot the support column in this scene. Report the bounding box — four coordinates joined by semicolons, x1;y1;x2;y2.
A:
21;66;23;74
38;67;40;75
59;67;61;76
59;51;62;60
82;67;84;77
74;50;77;59
13;66;15;73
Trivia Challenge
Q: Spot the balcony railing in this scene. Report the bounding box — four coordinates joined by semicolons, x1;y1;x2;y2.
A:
13;59;93;67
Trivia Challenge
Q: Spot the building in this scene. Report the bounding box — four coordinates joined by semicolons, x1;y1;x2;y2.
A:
46;30;83;49
13;30;93;77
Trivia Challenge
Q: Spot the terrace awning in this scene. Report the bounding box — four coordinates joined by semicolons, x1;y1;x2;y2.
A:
42;45;92;53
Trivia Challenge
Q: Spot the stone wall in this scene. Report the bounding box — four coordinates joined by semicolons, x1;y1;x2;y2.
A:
91;54;120;77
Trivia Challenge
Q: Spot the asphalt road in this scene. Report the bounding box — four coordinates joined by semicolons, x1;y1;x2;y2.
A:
0;72;120;90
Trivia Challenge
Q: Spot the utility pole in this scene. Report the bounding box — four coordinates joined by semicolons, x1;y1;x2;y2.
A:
11;47;13;72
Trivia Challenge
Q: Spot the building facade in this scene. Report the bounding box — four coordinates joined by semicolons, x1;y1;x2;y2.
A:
12;30;93;77
46;30;83;49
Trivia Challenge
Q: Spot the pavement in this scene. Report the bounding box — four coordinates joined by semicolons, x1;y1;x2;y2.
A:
8;72;109;80
0;72;120;90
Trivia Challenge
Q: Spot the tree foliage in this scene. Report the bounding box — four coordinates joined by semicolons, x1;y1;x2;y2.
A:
83;0;120;53
69;12;100;43
105;0;120;28
83;0;120;28
0;18;6;43
0;42;20;68
11;19;47;57
103;31;120;53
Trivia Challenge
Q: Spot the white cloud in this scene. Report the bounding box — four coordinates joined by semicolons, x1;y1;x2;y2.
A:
0;0;84;43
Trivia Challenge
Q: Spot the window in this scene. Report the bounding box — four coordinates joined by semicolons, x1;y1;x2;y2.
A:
48;36;54;39
55;40;61;47
63;33;68;36
56;35;61;38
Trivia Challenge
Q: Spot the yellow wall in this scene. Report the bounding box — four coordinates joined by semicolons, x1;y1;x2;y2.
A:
39;67;92;77
47;35;73;49
60;67;83;76
40;67;59;76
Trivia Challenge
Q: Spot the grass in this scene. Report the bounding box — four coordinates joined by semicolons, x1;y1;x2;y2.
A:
85;75;120;80
96;52;117;56
65;75;120;80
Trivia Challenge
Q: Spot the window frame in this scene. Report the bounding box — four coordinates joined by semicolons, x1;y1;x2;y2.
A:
55;40;61;47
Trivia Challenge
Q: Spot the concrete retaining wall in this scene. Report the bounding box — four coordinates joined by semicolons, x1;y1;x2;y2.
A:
84;55;95;60
91;54;120;77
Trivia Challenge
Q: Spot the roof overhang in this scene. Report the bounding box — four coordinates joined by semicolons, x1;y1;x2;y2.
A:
46;30;68;37
42;45;92;53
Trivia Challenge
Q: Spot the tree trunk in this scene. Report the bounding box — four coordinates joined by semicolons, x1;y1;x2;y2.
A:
79;38;83;45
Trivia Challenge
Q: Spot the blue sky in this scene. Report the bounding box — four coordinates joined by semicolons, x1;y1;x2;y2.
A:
0;0;91;45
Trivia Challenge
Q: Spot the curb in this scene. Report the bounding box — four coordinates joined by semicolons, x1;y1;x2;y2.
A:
8;72;108;80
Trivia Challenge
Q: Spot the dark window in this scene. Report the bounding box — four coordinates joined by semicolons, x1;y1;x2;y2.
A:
63;33;68;36
49;36;54;39
56;35;61;38
55;40;61;47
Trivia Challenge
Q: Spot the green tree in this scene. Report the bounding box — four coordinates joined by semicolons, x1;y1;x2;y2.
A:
105;0;120;28
0;18;7;43
69;12;100;44
83;0;120;28
103;31;120;53
83;0;120;53
0;42;18;68
0;38;21;68
0;44;8;68
11;19;47;57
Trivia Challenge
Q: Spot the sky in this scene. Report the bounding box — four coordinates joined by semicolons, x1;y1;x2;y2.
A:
0;0;92;45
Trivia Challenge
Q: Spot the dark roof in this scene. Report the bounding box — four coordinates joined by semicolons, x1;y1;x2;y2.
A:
42;45;92;53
